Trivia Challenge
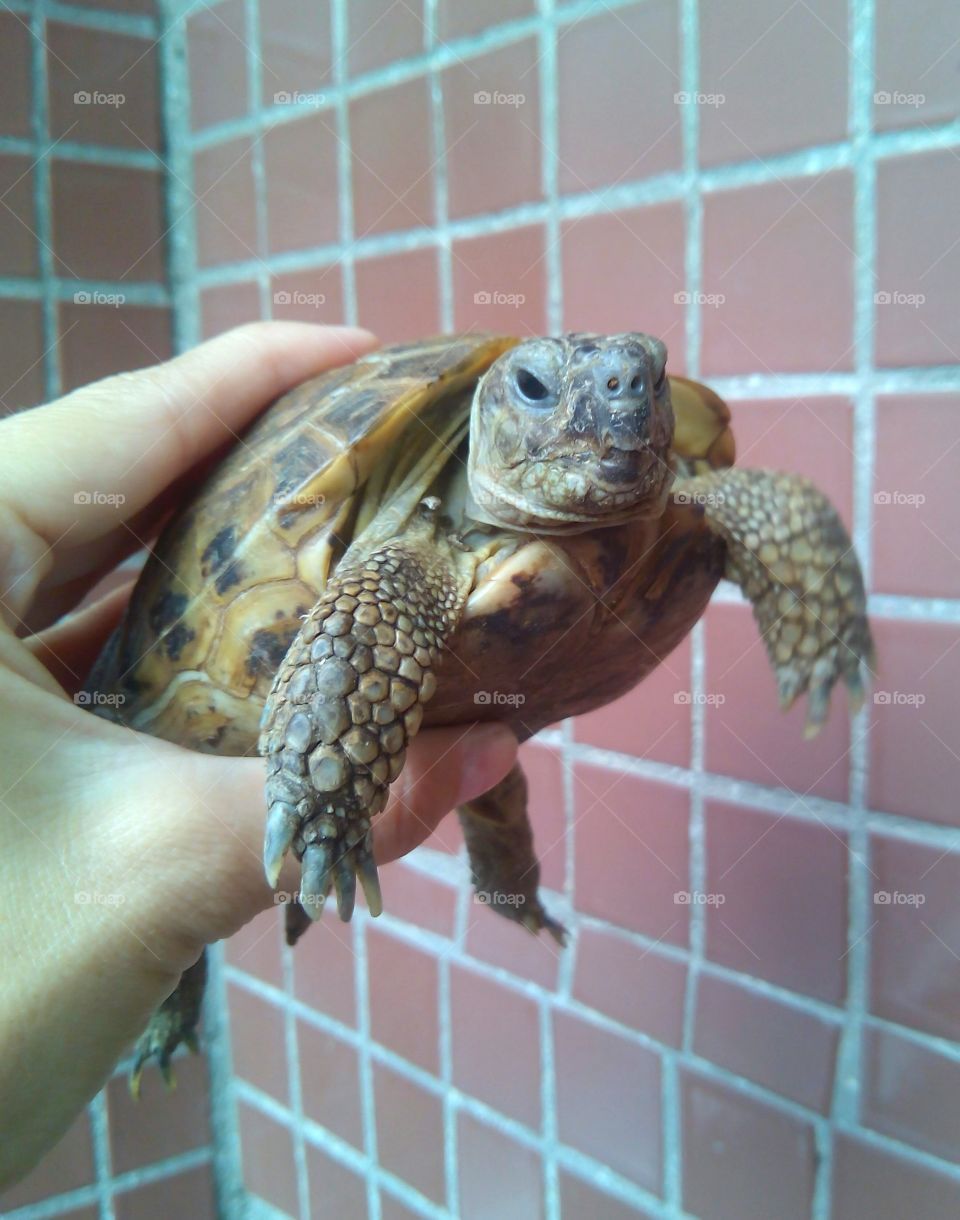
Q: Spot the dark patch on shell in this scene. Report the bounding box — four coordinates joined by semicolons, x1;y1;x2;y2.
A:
200;525;237;576
148;590;189;636
247;626;298;680
214;560;244;596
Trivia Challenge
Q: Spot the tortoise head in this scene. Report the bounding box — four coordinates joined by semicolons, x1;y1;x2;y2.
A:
467;332;675;532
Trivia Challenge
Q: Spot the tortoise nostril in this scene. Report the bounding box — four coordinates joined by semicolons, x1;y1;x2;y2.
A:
607;376;620;391
630;373;644;393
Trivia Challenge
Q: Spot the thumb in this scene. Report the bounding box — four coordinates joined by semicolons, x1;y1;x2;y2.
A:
158;722;518;945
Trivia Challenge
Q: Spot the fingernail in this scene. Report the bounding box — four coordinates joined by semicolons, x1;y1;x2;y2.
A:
454;722;518;807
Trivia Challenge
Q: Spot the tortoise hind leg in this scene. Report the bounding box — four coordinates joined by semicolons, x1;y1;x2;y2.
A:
676;467;875;735
459;761;566;944
129;951;207;1097
259;506;475;926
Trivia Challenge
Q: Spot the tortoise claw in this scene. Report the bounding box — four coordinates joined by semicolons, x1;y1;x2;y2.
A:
334;852;357;922
263;799;299;887
356;847;383;918
300;841;334;920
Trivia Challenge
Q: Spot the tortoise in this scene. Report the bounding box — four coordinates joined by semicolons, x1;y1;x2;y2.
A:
85;331;874;1088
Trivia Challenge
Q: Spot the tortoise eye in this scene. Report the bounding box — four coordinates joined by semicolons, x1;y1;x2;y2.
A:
515;368;551;403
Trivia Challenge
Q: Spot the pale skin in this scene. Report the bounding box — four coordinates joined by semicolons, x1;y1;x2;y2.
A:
0;322;518;1188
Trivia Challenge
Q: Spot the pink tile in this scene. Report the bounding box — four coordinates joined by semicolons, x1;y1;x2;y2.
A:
52;161;165;282
573;635;693;768
561;203;687;370
57;303;172;392
451;223;547;337
225;905;284;986
557;0;681;190
373;1063;446;1204
270;265;345;325
458;1112;544;1220
379;859;457;938
293;915;357;1026
238;1101;299;1218
464;894;561;990
47;24;160;150
869;832;960;1042
560;1171;656;1220
572;925;686;1046
227;982;289;1103
199;280;263;339
0;155;36;277
0;298;44;413
0;12;32;138
832;1132;960;1220
438;0;533;41
701;172;855;376
107;1051;210;1173
693;972;840;1113
193;137;259;268
727;395;854;526
868;618;959;827
699;0;847;166
573;765;690;945
873;394;960;598
704;799;848;1004
862;1024;960;1162
379;1195;422;1220
259;0;332;108
0;1111;93;1208
442;39;542;219
355;247;441;342
298;1021;363;1149
874;0;960;132
113;1165;216;1220
350;78;434;237
263;111;339;253
681;1069;815;1220
367;924;440;1072
348;0;424;75
703;601;852;803
554;1009;662;1191
306;1143;369;1218
876;149;960;366
450;964;541;1128
187;0;249;130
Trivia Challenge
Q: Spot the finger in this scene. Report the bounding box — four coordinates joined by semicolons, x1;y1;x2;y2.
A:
0;322;378;621
134;722;518;946
25;577;136;693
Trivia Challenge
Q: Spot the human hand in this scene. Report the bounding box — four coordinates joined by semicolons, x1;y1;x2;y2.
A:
0;322;518;1186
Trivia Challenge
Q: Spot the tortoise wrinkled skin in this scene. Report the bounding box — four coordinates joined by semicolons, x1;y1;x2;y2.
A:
85;332;873;1089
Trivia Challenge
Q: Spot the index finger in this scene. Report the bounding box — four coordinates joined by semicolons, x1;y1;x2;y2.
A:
0;322;377;622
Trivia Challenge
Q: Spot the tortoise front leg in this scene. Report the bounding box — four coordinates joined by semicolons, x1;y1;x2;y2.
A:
259;508;474;923
459;761;566;944
676;468;875;735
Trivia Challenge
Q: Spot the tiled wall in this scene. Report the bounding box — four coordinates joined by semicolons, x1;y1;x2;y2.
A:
3;1;960;1219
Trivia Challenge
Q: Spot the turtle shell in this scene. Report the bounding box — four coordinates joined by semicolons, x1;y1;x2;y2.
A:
91;333;733;751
